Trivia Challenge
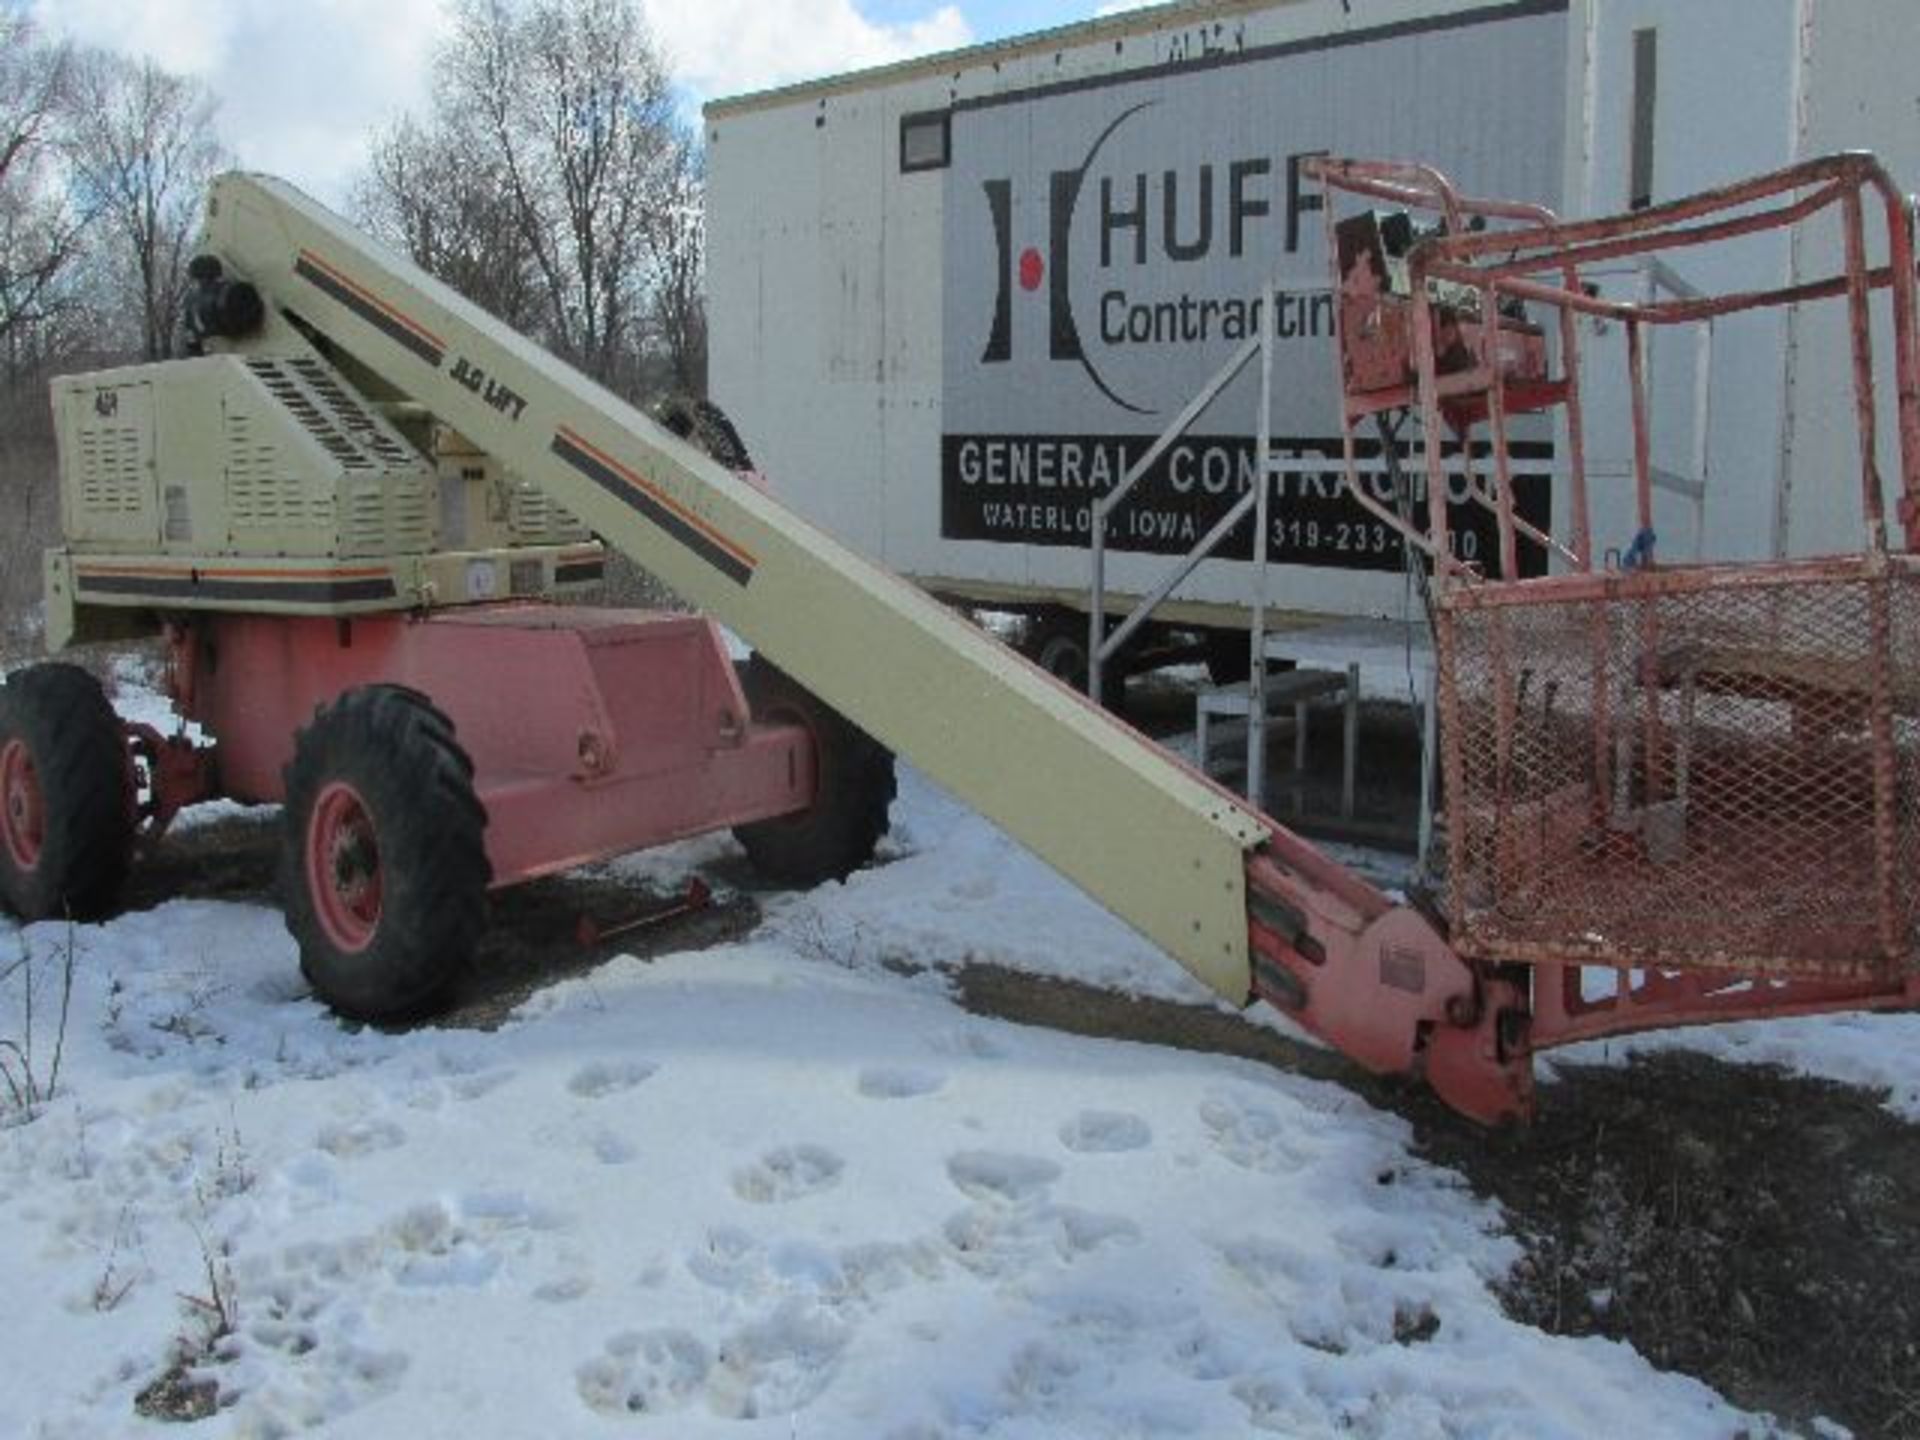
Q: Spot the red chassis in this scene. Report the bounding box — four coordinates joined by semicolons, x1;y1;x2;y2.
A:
141;606;815;888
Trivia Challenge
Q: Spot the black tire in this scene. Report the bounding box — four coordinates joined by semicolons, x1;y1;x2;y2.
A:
280;685;490;1022
1020;608;1136;716
731;657;894;886
1203;628;1253;686
1023;611;1092;693
0;662;134;920
655;395;753;472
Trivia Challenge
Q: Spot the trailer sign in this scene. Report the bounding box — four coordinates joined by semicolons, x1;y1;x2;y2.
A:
938;3;1567;575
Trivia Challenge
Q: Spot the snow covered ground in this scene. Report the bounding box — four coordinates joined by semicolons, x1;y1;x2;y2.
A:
2;681;1916;1435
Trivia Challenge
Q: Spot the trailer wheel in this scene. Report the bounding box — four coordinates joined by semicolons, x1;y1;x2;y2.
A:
0;663;134;920
1203;628;1253;686
281;686;490;1022
1023;611;1091;692
732;657;894;886
655;395;753;473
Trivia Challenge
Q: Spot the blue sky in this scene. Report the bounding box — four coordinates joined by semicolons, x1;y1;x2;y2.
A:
867;0;1103;45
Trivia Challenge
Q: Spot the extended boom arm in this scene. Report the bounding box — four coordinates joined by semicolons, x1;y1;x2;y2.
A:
184;174;1520;1119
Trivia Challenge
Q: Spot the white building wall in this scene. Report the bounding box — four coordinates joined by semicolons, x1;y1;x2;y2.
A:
1568;0;1800;564
1782;0;1920;558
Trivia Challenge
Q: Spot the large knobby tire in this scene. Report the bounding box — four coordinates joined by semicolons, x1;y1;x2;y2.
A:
731;657;894;886
280;686;490;1022
654;395;753;472
0;662;134;920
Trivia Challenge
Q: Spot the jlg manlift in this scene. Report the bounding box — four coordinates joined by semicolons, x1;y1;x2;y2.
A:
1;157;1914;1124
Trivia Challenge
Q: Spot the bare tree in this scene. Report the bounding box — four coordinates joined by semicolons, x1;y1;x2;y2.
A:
356;116;541;333
0;16;87;387
642;132;707;396
373;0;699;398
64;49;226;361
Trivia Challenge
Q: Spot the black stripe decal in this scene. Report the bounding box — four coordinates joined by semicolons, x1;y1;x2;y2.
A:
551;433;755;587
77;573;397;605
951;0;1568;115
555;561;605;585
294;256;445;368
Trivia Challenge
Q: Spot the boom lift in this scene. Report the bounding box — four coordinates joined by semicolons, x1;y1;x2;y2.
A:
0;157;1914;1124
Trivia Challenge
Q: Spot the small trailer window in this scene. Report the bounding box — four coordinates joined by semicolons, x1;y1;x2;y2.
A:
900;111;951;173
1629;27;1657;210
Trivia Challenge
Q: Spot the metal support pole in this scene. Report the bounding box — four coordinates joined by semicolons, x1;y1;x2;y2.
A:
1342;661;1360;820
1417;663;1438;879
1248;282;1276;804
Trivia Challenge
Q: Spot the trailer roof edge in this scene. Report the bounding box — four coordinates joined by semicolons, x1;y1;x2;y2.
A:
701;0;1316;120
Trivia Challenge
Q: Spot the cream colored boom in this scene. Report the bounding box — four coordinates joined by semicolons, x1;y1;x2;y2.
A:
200;173;1267;1000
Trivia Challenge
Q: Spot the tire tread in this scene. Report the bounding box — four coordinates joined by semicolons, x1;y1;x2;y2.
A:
0;663;133;919
281;685;489;1020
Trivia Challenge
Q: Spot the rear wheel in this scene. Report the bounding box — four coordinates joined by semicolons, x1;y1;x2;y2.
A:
654;395;753;472
281;686;489;1021
0;662;134;920
732;657;894;886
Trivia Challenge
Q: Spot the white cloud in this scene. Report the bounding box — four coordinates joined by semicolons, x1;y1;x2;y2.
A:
639;0;971;103
32;0;452;204
28;0;970;202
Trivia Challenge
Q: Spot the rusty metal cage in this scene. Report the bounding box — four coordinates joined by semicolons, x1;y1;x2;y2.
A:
1437;555;1920;979
1304;151;1920;1048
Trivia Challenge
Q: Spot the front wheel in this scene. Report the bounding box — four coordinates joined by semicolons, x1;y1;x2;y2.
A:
0;662;134;920
280;686;490;1021
731;657;894;886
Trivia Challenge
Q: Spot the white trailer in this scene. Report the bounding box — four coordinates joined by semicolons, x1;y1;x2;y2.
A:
706;0;1920;655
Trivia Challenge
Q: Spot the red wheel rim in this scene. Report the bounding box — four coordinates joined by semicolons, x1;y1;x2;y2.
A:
306;780;383;952
0;738;44;872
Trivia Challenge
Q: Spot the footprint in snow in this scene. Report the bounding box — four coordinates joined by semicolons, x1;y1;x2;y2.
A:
568;1059;658;1099
709;1299;850;1420
316;1118;405;1159
1057;1109;1152;1154
945;1150;1060;1205
856;1066;946;1099
1197;1093;1308;1174
1215;1234;1315;1310
731;1144;845;1204
450;1069;517;1102
577;1328;711;1416
591;1130;638;1166
1001;1339;1083;1405
384;1201;502;1289
687;1225;767;1293
534;1274;592;1304
460;1187;563;1232
931;1028;1007;1061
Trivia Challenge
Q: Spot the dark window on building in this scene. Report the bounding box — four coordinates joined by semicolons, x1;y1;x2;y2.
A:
1629;27;1658;210
900;110;951;173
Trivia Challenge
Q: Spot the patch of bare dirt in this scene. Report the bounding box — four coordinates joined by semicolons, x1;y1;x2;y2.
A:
1420;1053;1920;1440
953;966;1920;1440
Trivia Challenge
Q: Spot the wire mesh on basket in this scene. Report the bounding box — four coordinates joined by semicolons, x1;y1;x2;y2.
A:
1437;562;1920;980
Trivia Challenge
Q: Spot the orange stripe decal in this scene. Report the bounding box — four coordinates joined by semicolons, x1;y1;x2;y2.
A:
553;426;758;574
